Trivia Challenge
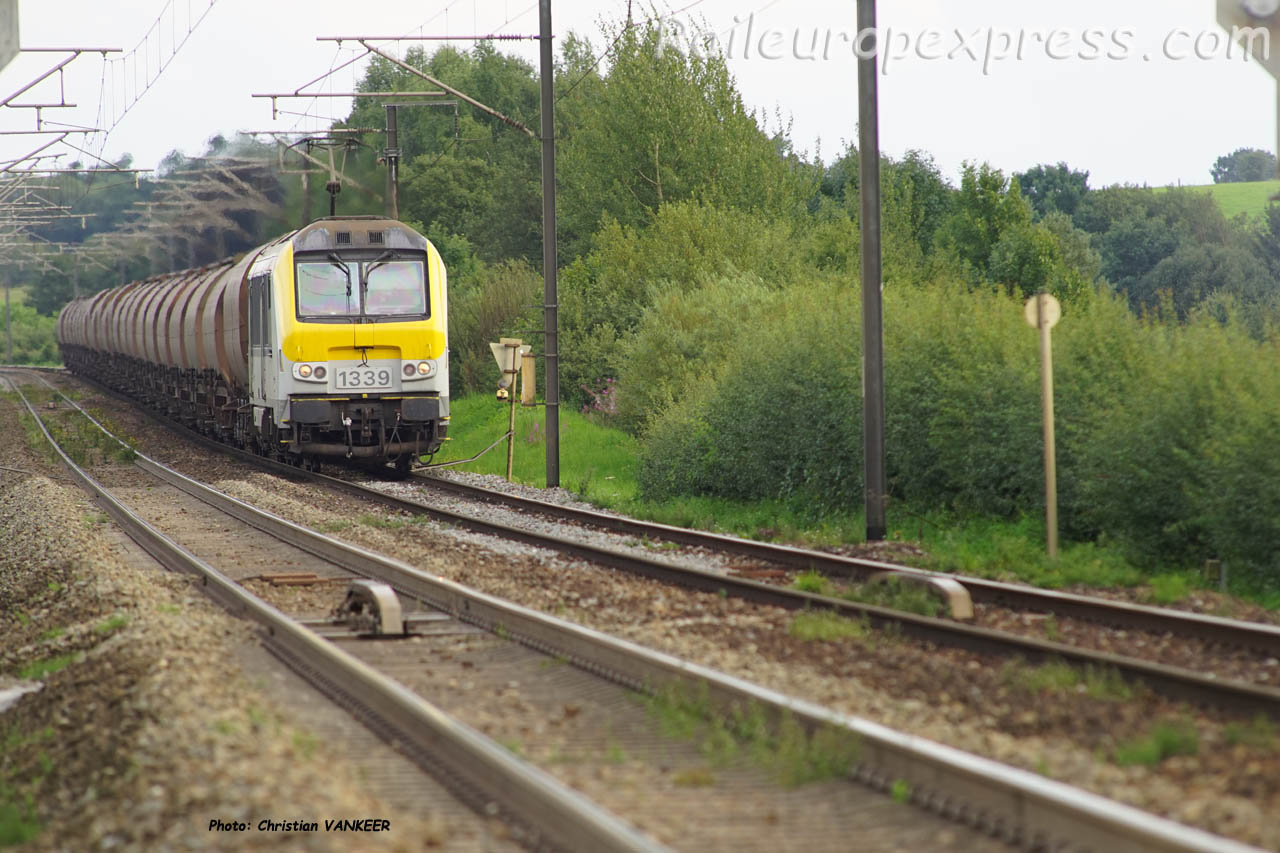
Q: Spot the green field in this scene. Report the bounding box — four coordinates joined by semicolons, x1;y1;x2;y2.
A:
1158;179;1280;219
432;395;640;504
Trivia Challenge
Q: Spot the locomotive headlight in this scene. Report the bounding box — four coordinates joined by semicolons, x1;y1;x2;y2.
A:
293;363;327;382
401;359;437;381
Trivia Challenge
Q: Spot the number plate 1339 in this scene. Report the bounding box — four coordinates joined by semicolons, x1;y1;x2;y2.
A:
335;368;392;390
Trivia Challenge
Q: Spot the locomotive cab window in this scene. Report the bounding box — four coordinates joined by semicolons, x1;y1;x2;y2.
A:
249;273;272;346
295;251;428;322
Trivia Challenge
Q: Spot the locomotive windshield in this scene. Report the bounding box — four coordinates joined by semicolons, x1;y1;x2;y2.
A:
296;257;355;316
365;259;427;316
295;252;428;321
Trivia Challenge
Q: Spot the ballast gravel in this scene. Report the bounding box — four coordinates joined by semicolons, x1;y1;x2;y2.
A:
0;393;513;850
37;374;1280;849
192;471;1280;850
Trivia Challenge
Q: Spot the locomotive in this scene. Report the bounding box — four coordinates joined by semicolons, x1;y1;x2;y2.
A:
56;216;449;475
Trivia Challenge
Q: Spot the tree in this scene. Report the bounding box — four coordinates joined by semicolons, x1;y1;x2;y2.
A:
1133;243;1271;319
342;44;543;262
936;163;1032;280
557;21;812;256
1211;148;1277;184
1015;162;1090;218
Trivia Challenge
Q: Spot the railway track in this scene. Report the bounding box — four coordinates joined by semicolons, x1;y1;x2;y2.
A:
6;375;660;852
54;364;1280;716
402;471;1280;657
8;369;1267;850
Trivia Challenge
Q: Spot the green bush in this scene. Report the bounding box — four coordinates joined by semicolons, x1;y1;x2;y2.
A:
447;260;540;395
616;274;779;433
1079;303;1280;590
3;303;59;365
559;201;805;408
638;280;862;511
637;272;1280;593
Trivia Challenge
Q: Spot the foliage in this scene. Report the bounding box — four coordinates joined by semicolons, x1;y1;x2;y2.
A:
558;201;803;408
557;20;813;256
1211;147;1277;184
346;44;543;261
447;260;541;395
615;274;779;433
638;280;861;511
1015;162;1090;218
1112;721;1199;766
936;162;1033;281
819;147;954;255
0;302;59;364
1078;306;1280;592
1075;186;1272;318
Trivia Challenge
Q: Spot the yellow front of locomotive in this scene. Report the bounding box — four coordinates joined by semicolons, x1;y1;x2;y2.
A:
271;217;449;465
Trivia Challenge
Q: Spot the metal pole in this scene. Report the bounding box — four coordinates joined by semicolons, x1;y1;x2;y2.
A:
4;274;11;362
301;171;311;226
1038;296;1059;560
539;0;560;488
507;354;517;481
858;0;886;541
385;104;400;220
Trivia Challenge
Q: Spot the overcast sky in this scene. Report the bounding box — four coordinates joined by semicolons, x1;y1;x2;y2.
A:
0;0;1275;188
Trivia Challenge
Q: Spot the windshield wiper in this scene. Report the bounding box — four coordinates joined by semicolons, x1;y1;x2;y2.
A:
358;250;400;322
364;249;398;277
327;252;354;312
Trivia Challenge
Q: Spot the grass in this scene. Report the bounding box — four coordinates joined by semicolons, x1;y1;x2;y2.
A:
1002;660;1133;701
1157;180;1280;220
672;767;715;787
16;653;78;681
26;404;138;468
644;683;861;787
792;571;832;595
1146;573;1195;606
0;792;41;845
357;513;411;530
919;515;1145;590
603;741;629;765
787;611;869;643
1112;720;1199;766
93;614;129;635
1223;716;1276;750
844;577;940;618
0;725;55;845
430;396;639;503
